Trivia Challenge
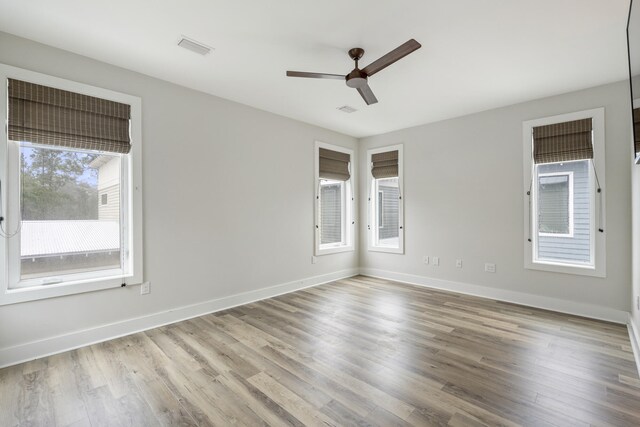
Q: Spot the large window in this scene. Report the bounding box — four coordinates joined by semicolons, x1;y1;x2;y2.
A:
314;142;354;255
0;66;143;305
523;109;605;277
368;145;403;253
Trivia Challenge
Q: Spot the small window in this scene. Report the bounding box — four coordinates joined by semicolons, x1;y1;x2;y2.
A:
319;180;344;246
523;108;605;277
537;171;573;236
314;142;354;255
101;193;108;205
368;145;403;254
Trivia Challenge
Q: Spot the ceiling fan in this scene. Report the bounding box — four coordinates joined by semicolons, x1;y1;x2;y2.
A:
286;39;421;106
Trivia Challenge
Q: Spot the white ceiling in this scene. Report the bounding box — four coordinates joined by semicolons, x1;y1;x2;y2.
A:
0;0;631;138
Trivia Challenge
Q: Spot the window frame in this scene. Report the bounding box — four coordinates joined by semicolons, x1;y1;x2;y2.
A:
0;64;143;305
522;108;605;278
377;190;384;229
314;141;354;256
536;171;574;238
367;144;404;254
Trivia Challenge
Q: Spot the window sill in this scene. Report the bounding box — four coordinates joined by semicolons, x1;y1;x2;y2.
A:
316;245;354;256
368;245;404;254
525;259;605;278
0;274;139;306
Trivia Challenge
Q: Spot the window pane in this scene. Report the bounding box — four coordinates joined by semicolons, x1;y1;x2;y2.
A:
535;160;591;265
538;175;569;234
320;180;343;245
375;177;399;247
19;144;122;280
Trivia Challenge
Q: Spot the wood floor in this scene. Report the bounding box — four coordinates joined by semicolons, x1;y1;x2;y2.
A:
1;275;639;427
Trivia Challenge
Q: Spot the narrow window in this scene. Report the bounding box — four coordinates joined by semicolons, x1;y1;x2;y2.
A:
314;142;354;255
368;145;403;253
523;109;605;277
537;172;573;237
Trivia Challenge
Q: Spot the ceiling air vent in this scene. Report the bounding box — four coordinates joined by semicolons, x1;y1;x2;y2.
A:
337;105;357;113
178;36;213;56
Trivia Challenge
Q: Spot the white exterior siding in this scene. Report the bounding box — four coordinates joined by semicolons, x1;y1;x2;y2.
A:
537;160;591;263
98;184;120;221
320;183;342;244
97;157;120;221
379;184;399;240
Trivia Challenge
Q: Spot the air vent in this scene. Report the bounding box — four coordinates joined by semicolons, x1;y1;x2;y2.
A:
337;105;357;113
178;36;213;56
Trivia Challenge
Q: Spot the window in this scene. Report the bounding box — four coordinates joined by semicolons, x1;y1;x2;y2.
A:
0;65;143;305
314;142;354;255
537;171;573;236
368;145;404;253
523;108;605;277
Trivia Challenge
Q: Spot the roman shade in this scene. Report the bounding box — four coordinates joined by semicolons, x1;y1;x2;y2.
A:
371;150;399;179
319;148;350;181
532;118;593;164
634;108;640;155
8;79;131;154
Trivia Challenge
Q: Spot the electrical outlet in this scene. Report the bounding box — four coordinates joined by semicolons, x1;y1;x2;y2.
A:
423;256;429;265
485;263;496;273
433;257;440;266
140;282;150;295
311;256;317;264
456;259;462;268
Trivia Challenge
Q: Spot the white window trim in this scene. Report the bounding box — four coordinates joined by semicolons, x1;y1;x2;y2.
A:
0;64;143;305
367;144;404;254
634;98;640;165
314;141;355;256
537;171;574;238
378;190;384;229
522;108;605;278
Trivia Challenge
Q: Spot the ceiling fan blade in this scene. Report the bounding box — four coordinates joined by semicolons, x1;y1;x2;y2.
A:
286;71;345;80
362;39;421;77
357;83;378;105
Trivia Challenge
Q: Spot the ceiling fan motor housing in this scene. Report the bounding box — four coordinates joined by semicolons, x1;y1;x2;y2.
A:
346;69;367;88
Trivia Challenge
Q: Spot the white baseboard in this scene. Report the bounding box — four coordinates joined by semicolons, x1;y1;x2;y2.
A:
360;268;629;324
629;314;640;375
0;268;359;369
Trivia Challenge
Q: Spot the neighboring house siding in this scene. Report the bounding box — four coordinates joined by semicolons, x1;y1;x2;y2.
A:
379;185;399;240
537;160;590;263
320;183;342;244
98;184;120;221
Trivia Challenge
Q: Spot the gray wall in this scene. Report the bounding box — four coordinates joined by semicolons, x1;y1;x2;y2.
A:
0;32;358;351
359;80;631;313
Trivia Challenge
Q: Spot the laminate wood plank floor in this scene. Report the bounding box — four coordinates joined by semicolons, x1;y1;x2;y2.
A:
1;275;639;426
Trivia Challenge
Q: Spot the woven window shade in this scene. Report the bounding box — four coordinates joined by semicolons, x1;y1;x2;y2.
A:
533;118;593;164
371;150;398;179
634;108;640;155
319;148;350;181
8;79;131;154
